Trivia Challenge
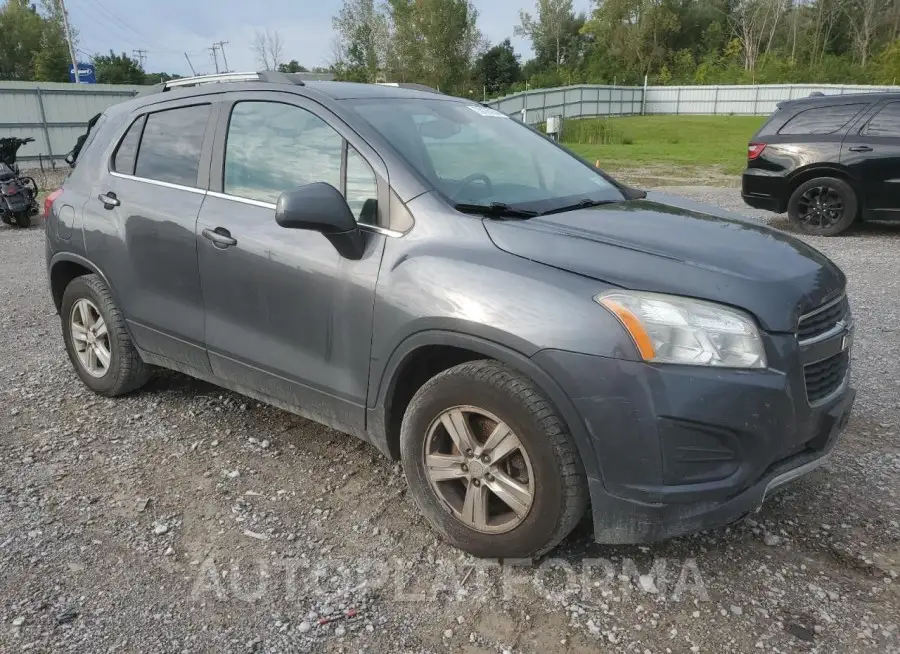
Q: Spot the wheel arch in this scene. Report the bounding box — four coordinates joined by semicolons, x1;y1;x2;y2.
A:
367;330;601;480
49;253;116;313
787;164;862;205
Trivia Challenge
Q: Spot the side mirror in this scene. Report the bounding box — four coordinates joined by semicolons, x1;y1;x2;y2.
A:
275;182;365;259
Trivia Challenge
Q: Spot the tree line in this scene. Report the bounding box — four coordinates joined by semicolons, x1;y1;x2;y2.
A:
4;0;898;94
332;0;900;98
0;0;180;83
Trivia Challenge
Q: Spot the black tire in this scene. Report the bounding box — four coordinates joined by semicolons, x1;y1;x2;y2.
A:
400;360;589;559
13;212;30;228
787;177;858;236
0;213;12;225
60;274;151;396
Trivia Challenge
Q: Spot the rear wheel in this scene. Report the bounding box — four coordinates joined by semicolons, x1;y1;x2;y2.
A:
787;177;857;236
400;360;589;558
61;274;151;396
13;211;30;228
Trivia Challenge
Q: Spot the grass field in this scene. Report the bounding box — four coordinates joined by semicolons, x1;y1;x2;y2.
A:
562;115;767;176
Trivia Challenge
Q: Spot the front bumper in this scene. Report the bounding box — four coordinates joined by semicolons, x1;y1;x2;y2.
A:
532;349;855;544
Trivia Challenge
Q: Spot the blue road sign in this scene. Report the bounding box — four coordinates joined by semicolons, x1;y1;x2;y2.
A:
69;63;97;84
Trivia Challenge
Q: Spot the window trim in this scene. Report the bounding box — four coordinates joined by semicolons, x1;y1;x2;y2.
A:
110;170;206;195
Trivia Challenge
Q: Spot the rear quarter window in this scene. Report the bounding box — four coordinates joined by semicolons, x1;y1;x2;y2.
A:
777;103;868;136
865;102;900;137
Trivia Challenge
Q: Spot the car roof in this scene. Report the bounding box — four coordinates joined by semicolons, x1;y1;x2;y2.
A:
779;91;900;110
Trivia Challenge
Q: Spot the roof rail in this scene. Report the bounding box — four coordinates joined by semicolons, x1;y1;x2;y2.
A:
376;82;442;95
164;72;261;90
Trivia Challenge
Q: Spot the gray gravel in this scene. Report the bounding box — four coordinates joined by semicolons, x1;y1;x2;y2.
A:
1;188;898;653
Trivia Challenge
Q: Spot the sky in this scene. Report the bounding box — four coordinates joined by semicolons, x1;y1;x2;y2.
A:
67;0;593;77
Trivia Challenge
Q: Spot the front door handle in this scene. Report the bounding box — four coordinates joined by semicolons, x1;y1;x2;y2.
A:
98;192;120;208
202;227;237;249
848;145;873;152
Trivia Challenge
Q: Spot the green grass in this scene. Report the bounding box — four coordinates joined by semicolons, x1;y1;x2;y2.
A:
561;115;767;176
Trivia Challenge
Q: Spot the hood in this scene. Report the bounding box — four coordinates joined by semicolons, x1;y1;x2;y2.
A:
483;193;845;332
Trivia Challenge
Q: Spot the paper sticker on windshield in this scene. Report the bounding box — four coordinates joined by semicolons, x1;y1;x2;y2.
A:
467;105;508;118
590;176;608;186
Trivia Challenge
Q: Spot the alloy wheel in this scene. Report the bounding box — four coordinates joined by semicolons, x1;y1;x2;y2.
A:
797;186;844;229
70;298;111;378
424;406;535;534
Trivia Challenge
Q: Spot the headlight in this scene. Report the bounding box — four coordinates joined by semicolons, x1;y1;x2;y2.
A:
595;291;767;369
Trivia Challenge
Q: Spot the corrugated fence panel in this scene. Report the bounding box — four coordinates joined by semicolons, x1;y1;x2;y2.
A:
487;83;900;122
0;82;140;164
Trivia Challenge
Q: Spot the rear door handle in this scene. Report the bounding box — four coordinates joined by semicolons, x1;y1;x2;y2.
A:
202;227;237;249
848;145;873;152
98;192;120;208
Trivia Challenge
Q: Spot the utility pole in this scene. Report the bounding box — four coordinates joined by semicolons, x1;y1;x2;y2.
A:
208;44;220;74
184;52;197;76
215;41;230;73
133;49;147;69
58;0;80;83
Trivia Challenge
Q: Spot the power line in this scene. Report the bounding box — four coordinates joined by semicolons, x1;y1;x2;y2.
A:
83;0;157;48
133;49;147;68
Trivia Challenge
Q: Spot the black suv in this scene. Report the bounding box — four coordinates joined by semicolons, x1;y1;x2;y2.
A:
46;72;855;558
742;92;900;236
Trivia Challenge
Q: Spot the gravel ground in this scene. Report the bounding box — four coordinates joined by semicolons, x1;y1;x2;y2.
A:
1;188;898;654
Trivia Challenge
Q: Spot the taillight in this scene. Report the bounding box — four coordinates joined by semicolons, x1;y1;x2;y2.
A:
1;184;17;196
44;188;63;220
747;143;767;160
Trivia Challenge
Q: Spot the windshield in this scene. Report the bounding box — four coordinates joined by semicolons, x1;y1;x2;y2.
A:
346;98;625;212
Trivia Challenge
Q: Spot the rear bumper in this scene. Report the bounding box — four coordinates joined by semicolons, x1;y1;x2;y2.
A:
532;349;855;544
742;169;787;213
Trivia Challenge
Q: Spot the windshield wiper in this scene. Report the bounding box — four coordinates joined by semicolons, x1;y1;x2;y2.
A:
453;202;540;219
541;198;622;216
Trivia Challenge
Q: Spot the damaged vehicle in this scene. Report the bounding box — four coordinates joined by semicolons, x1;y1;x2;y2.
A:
45;73;855;558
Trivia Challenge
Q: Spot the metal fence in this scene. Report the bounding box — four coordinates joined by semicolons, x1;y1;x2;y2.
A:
487;83;900;125
0;81;141;166
3;81;899;165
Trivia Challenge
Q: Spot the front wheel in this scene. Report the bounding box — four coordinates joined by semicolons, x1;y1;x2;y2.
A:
400;360;589;558
13;211;30;228
787;177;858;236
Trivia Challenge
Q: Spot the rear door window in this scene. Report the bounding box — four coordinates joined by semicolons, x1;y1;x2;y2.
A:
865;102;900;137
111;116;145;175
134;104;211;187
778;104;867;135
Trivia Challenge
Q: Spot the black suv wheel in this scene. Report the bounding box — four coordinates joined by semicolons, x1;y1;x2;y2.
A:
400;360;589;558
787;177;858;236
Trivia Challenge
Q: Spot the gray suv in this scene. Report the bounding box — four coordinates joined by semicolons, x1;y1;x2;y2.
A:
46;72;856;558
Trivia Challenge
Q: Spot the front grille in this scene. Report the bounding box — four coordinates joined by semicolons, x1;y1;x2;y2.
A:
798;296;849;341
804;351;849;404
